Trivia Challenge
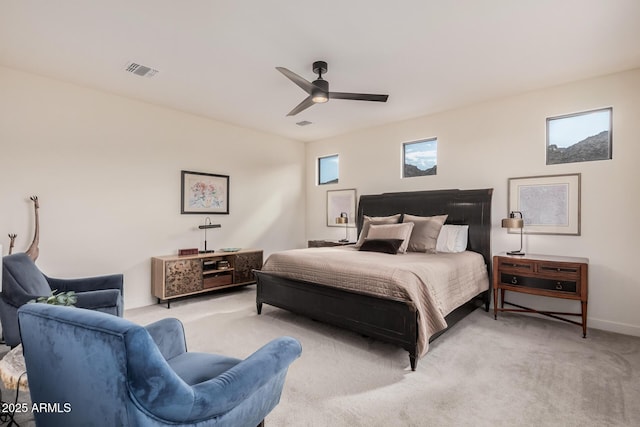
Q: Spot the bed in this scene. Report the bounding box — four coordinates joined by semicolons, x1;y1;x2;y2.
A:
255;188;493;370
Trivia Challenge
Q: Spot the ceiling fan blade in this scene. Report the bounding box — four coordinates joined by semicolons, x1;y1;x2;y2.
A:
287;96;315;116
329;92;389;102
276;67;315;94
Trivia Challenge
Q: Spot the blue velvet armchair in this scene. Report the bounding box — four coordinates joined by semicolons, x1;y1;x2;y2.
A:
17;303;302;427
0;253;123;347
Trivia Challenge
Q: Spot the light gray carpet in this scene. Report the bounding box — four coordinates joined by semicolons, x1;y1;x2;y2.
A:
127;288;640;427
4;288;640;426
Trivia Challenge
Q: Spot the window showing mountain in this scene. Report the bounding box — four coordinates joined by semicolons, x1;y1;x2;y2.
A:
403;138;437;178
546;108;612;165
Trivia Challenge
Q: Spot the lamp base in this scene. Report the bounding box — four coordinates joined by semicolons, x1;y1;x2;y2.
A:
199;249;215;254
507;250;525;256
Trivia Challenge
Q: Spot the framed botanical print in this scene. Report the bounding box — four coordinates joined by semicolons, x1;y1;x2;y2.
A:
181;170;229;214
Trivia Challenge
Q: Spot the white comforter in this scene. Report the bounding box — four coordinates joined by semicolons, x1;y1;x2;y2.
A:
261;247;489;356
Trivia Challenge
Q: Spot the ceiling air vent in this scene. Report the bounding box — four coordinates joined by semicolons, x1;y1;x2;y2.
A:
125;61;158;78
296;120;312;127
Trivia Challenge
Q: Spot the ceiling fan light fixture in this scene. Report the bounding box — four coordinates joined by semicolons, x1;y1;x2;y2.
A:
311;79;329;103
312;90;328;103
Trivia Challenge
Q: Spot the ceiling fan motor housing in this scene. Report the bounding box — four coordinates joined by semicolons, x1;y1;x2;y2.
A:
312;61;327;76
312;78;329;92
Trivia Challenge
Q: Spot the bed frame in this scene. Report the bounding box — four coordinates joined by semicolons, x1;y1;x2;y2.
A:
255;188;493;370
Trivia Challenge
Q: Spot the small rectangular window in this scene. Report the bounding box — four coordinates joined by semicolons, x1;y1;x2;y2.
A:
318;154;339;185
402;138;437;178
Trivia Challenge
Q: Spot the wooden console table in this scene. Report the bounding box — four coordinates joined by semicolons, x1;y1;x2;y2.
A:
152;249;263;308
493;253;589;337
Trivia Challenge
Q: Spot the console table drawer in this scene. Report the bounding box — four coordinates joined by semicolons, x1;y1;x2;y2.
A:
500;273;577;294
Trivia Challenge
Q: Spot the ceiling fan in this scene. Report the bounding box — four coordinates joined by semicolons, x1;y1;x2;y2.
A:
276;61;389;116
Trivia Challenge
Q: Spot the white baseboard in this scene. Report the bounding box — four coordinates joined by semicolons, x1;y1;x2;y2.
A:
588;317;640;337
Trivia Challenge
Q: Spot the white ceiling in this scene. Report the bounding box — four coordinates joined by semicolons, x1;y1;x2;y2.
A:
1;1;639;142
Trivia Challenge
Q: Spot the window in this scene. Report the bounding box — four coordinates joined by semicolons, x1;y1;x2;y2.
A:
403;138;437;178
546;107;612;165
318;154;339;185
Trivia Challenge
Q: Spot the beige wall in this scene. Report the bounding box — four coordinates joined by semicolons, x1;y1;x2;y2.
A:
306;68;640;336
0;66;306;309
3;64;639;336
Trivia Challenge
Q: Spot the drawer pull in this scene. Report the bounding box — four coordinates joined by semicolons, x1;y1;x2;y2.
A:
556;282;563;290
511;277;518;285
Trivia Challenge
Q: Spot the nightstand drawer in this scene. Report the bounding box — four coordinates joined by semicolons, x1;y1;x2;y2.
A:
537;263;581;279
500;273;577;293
497;259;534;273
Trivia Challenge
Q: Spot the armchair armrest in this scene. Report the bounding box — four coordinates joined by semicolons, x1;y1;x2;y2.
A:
192;336;302;417
177;336;302;421
145;318;187;361
75;289;122;316
47;274;124;295
130;336;301;423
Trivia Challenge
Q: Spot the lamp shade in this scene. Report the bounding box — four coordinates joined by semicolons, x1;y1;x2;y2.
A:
501;217;523;228
501;211;525;256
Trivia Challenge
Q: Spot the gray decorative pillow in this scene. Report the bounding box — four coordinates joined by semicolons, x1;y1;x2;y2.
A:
366;222;415;253
402;214;448;253
354;214;402;248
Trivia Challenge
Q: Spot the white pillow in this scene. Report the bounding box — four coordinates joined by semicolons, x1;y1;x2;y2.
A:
436;225;469;253
367;222;415;254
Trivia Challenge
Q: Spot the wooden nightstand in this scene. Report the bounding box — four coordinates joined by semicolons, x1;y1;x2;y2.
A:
493;253;589;337
307;240;355;248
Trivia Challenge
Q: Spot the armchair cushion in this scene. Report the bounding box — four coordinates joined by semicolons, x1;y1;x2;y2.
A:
168;352;241;386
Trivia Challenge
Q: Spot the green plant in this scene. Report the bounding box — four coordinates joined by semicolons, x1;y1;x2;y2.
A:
29;289;78;306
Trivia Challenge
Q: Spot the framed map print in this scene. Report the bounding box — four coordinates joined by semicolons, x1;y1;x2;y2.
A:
507;174;581;235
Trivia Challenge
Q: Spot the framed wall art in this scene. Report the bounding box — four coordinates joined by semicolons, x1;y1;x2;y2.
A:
327;189;357;227
181;170;229;214
546;107;612;165
507;174;581;235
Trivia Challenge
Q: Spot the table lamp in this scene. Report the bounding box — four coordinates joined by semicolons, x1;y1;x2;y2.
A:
198;217;221;253
336;212;349;242
502;211;525;256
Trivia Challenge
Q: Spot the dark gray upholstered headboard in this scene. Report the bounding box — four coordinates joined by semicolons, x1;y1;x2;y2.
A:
356;188;493;269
